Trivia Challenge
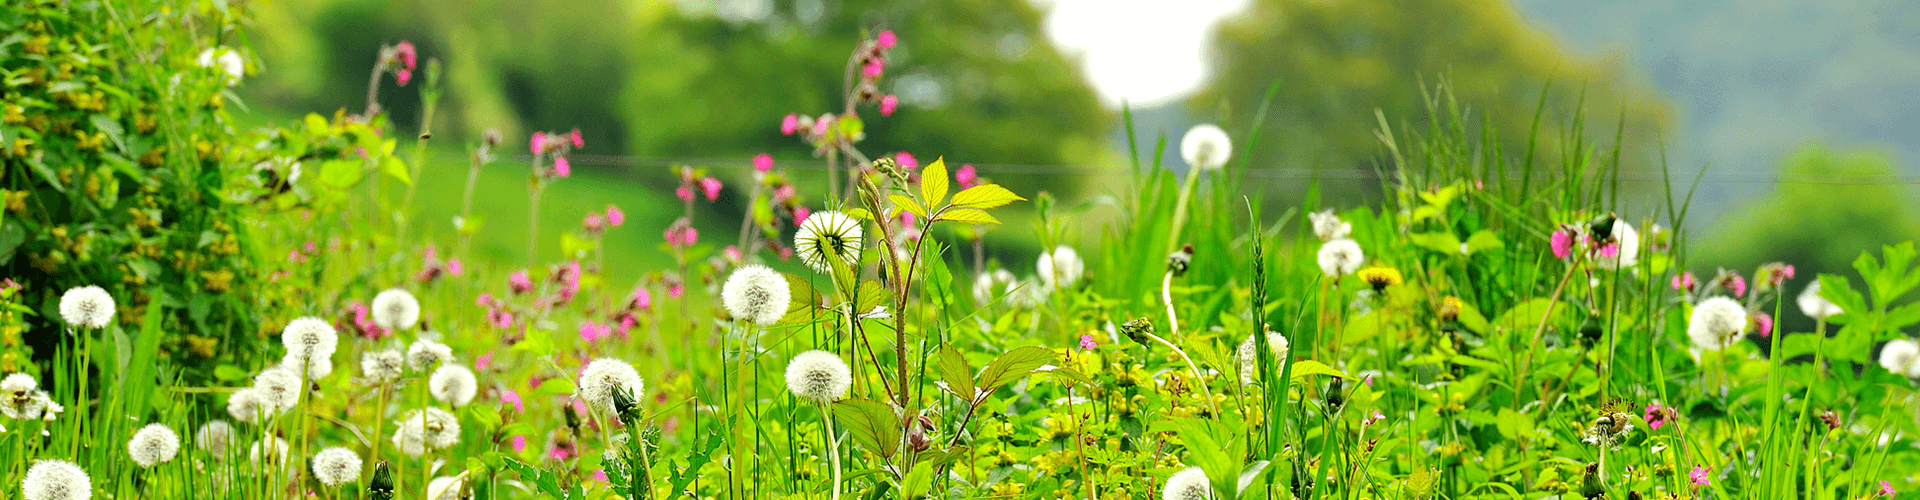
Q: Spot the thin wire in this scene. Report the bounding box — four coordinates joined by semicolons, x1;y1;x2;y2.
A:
468;153;1920;185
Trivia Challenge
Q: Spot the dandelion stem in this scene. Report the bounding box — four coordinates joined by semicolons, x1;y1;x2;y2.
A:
821;401;843;500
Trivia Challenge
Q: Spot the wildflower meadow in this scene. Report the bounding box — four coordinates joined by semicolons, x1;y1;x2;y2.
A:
2;1;1918;500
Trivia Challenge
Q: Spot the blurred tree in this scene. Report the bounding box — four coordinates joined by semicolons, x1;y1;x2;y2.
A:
1194;0;1676;204
1696;143;1920;287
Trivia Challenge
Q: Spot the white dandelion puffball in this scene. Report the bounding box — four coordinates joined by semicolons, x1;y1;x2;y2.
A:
1180;124;1233;171
281;350;334;381
1317;239;1365;277
429;364;479;407
250;437;291;473
362;348;405;385
252;366;303;412
972;269;1015;305
407;339;454;371
2;372;35;394
126;423;181;468
196;47;244;85
58;285;115;329
1036;246;1084;290
1879;339;1920;378
225;387;272;424
795;210;864;273
1309;209;1351;241
22;459;91;500
196;420;235;456
281;317;340;362
2;373;46;420
1687;297;1749;351
392;407;461;456
576;358;645;416
372;288;422;331
722;264;793;325
427;475;468;500
1237;331;1291;384
311;447;363;487
1162;466;1212;500
1594;221;1641;270
784;350;852;403
1799;281;1843;321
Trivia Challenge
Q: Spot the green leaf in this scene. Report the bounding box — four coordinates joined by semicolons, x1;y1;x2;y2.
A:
889;194;927;219
937;208;1000;225
950;183;1026;210
1465;230;1503;254
214;365;247;381
934;345;977;401
88;114;126;153
1495;407;1535;442
854;279;889;317
303;113;329;135
319;159;365;188
832;398;901;459
1409;231;1464;255
1492;298;1563;337
1289;359;1347;380
533;378;577;397
380;155;411;185
846;208;874;221
921;157;949;206
977;346;1056;390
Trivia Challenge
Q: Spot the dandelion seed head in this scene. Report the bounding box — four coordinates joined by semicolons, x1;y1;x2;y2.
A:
196;420;234;456
971;269;1016;306
1798;281;1842;321
784;350;852;403
721;264;792;325
576;358;644;417
427;475;468;500
1594;221;1641;270
430;364;479;407
1687;297;1748;351
280;350;333;381
1180;124;1232;172
362;348;405;385
250;437;292;474
371;288;421;331
126;423;180;468
1162;466;1211;500
1309;209;1351;241
0;373;42;419
21;459;90;500
311;447;363;487
1879;339;1920;378
1317;239;1365;277
58;285;115;329
1036;246;1084;290
407;339;454;371
280;317;339;362
1237;331;1290;384
794;210;863;273
252;366;303;412
225;387;271;424
392;407;461;456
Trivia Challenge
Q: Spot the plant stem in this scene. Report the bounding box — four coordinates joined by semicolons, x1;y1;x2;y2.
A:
822;402;842;500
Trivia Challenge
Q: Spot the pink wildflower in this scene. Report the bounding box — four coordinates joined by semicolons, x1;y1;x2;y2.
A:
579;321;611;343
753;153;775;173
699;177;722;201
477;351;495;372
1643;403;1671;430
956;164;979;189
1550;230;1573;259
547;440;576;461
880;95;898;116
1690;465;1710;486
396;69;412;86
862;59;884;78
1671;272;1697;291
509;270;534;294
569;128;584;148
896;152;917;170
487;308;514;329
876;30;897;49
553;156;572;177
675;185;694;202
584;212;606;232
1881;480;1896;497
447;257;463;276
793;206;811;227
781;114;800;135
509;435;527;453
606;205;626;226
1753;312;1773;337
530;132;546;155
667;282;684;299
774;184;797;202
393;41;418;70
629;287;652;311
1079;334;1097;350
1729;275;1748;298
591;470;608;482
724;246;742;262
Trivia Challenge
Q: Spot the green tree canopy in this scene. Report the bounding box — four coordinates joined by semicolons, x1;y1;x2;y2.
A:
1696;143;1920;282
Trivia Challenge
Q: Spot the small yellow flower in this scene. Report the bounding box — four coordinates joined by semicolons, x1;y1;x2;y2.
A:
1438;296;1463;320
1358;266;1404;291
185;335;219;358
201;268;235;292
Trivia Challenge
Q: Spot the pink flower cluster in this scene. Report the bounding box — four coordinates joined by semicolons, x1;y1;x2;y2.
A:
415;244;464;283
341;301;388;340
389;41;418;86
476;292;515;330
1548;224;1620;261
583;204;625;234
956;164;980;189
674;166;723;203
530;128;586;179
780;30;905;153
664;221;699;249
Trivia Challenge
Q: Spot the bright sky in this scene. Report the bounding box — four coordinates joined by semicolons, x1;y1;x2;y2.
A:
1042;0;1252;107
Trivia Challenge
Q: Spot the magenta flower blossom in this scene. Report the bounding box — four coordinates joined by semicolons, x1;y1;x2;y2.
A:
793;206;811;227
477;351;495;372
584;213;606;232
557;261;583;301
616;315;637;337
723;245;742;262
813;114;833;136
862;59;884;78
1079;334;1097;350
509;270;534;294
394;41;418;70
509;435;527;453
590;470;608;482
1550;229;1573;259
1643;403;1670;430
569;128;584;148
880;95;898;116
486;308;513;329
753;153;774;173
553;156;572;177
774;184;797;202
1753;312;1773;337
877;30;897;49
530;132;546;155
1881;480;1896;497
606;205;626;227
1690;465;1710;486
667;282;685;299
547;440;576;461
1729;275;1748;298
396;69;413;86
664;225;699;248
956;164;979;189
628;287;652;311
1672;271;1697;291
476;292;495;307
699;177;722;201
579;322;612;343
896;152;918;170
675;185;694;202
781;114;800;135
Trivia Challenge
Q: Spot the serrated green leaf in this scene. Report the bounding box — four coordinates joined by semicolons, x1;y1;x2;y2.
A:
319;159;364;188
889;194;927;219
950;184;1025;209
1289;359;1347;380
934;345;977;401
832;398;901;459
381;155;411;185
534;377;576;397
937;208;1000;225
846;208;873;221
977;346;1056;390
921;157;949;206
